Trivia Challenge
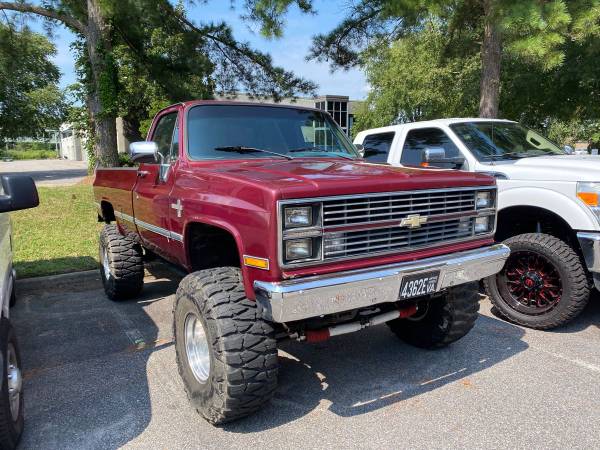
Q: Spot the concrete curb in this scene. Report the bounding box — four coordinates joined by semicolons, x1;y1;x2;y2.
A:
16;269;101;293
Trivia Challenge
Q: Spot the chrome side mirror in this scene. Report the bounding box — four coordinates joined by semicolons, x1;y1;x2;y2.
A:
422;147;446;162
355;143;365;158
564;144;574;155
422;147;466;169
129;141;159;163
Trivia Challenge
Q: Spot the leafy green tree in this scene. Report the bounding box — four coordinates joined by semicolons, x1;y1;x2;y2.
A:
353;22;480;133
308;0;582;118
252;0;598;119
0;23;65;142
0;1;316;166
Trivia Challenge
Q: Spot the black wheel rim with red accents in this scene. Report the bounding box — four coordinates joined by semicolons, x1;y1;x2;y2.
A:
498;250;563;315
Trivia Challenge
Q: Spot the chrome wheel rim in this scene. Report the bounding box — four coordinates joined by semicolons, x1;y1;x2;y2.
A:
6;343;21;421
184;313;210;383
102;247;110;281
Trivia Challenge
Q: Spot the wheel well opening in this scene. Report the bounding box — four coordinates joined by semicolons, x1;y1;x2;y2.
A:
100;201;116;223
187;222;240;271
496;206;575;246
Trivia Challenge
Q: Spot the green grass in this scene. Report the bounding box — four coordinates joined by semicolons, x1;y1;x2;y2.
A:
0;149;57;160
11;185;102;278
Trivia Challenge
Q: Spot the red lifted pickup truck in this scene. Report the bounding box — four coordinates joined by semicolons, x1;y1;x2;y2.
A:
93;101;509;424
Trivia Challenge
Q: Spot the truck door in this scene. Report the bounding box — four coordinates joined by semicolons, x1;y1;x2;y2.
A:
132;107;181;262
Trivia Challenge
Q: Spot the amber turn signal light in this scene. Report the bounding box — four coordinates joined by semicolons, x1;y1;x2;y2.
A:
577;191;599;207
243;255;270;270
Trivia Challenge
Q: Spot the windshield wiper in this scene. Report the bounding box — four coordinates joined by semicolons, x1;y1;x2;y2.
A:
213;146;294;160
288;146;355;160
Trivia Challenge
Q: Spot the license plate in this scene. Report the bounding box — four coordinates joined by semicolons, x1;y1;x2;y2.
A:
399;271;440;300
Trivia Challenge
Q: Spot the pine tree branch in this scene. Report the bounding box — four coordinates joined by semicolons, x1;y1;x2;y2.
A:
0;1;87;35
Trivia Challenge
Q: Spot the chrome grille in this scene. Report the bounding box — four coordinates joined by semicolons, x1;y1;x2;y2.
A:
323;218;475;258
322;190;476;227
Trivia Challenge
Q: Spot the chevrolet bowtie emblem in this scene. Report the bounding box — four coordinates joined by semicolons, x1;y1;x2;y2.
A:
400;214;427;229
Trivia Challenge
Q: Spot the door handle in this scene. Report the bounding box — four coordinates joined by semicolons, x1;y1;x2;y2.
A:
137;170;150;178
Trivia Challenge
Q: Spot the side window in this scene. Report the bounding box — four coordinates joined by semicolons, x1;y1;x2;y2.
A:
401;128;461;169
151;112;178;164
170;121;179;162
362;132;395;163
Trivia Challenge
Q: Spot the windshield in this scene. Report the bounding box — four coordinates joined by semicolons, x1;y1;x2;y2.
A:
450;121;565;162
186;105;358;160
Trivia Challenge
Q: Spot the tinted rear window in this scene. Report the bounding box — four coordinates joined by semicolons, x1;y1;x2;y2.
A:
362;132;395;163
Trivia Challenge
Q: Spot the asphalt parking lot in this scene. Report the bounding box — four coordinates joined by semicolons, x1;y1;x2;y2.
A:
13;267;600;449
0;159;88;186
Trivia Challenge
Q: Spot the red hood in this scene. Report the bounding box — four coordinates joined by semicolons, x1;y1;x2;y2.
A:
187;158;495;199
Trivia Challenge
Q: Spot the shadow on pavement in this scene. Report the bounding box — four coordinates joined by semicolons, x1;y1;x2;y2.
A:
12;266;529;444
12;273;178;449
548;293;600;333
488;291;600;334
225;305;528;432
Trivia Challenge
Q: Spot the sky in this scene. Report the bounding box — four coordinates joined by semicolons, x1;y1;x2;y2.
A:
28;0;368;100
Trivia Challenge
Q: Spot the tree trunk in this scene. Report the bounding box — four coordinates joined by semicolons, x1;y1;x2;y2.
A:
86;0;119;167
122;115;144;144
479;0;501;118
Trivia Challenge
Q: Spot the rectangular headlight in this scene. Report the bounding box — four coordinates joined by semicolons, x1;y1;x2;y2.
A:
474;216;492;234
285;238;313;261
284;206;313;228
476;191;492;209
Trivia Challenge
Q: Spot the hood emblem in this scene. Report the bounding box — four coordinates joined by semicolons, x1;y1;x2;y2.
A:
400;214;427;229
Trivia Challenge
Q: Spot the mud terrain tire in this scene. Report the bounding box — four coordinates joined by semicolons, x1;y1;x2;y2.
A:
388;282;480;349
484;233;590;329
99;224;144;301
174;267;278;424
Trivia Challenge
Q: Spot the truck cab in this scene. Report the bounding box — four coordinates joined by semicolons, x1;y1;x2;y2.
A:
355;119;600;329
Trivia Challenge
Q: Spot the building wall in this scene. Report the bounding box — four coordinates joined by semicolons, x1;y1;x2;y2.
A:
59;124;87;162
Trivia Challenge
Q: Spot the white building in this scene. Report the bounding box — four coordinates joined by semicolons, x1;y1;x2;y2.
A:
58;123;86;161
58;118;129;162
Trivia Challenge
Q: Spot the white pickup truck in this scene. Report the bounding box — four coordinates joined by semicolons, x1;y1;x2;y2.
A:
355;118;600;329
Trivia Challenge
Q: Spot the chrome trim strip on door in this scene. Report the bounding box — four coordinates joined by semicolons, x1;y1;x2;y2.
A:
113;210;183;242
114;211;135;223
170;232;183;242
135;218;171;239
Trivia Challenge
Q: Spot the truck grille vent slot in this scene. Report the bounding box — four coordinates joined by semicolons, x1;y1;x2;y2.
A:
323;218;476;258
322;190;476;227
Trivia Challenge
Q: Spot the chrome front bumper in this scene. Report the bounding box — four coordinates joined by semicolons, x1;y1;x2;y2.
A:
254;244;510;323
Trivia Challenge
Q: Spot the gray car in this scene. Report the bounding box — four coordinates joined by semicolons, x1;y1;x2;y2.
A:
0;175;38;449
